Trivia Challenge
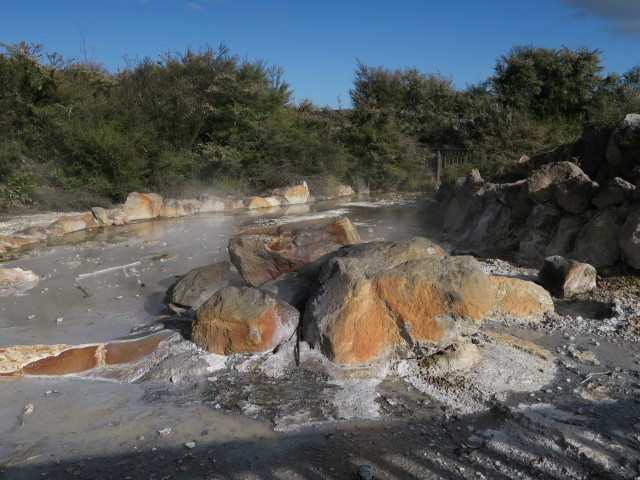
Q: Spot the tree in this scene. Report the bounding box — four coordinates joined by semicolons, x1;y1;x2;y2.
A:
491;45;604;120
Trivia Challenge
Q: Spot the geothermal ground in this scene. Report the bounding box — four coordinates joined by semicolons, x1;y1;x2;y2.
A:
1;195;639;480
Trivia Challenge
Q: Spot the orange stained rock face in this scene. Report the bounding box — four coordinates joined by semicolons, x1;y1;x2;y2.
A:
0;236;40;248
243;197;272;209
21;346;100;375
103;331;174;365
192;305;285;355
322;282;399;364
489;276;554;317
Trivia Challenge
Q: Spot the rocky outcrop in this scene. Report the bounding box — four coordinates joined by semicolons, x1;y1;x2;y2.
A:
526;161;585;203
304;254;492;365
228;217;361;286
592;177;635;209
437;115;640;272
488;276;554;318
122;192;163;221
538;256;597;297
192;286;300;355
163;261;230;313
619;205;640;270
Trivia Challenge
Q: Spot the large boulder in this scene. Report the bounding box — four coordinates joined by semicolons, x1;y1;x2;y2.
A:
228;217;361;286
592;177;636;209
163;261;230;313
299;237;446;281
572;208;624;269
555;174;599;214
273;183;310;205
538;256;597;297
488;276;554;318
91;207;126;226
197;194;235;213
192;286;300;355
12;225;47;240
525;161;585;203
443;171;486;234
619;205;640;270
304;255;492;365
122;192;163;221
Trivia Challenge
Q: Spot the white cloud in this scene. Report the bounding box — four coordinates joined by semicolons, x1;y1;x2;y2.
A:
560;0;640;37
186;2;203;10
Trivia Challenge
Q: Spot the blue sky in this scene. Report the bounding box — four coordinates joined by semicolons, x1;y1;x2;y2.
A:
1;0;639;108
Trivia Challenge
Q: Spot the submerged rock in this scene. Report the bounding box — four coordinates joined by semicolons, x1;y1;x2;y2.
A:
192;286;300;355
538;256;597;297
0;267;39;289
228;216;361;286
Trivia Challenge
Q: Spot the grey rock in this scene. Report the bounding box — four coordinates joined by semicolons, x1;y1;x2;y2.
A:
555;174;599;214
526;161;585;203
619;205;640;270
592;177;635;209
572;209;623;269
357;464;375;480
163;261;230;312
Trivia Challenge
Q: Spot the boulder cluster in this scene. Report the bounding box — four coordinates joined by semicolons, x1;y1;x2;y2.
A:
173;216;573;367
0;182;357;255
438;114;640;273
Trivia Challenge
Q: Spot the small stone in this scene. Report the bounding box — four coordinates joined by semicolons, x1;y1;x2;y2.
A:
55;318;64;323
23;404;34;414
137;435;145;441
185;442;196;449
27;315;36;320
158;428;172;437
357;464;375;480
116;295;123;299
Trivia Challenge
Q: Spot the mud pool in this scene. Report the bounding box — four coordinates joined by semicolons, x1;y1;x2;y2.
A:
2;194;640;480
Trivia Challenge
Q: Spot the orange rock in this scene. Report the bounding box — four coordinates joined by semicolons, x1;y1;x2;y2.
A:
192;286;299;355
12;225;47;240
489;275;554;318
21;346;100;375
122;192;163;221
229;217;361;286
0;331;176;377
0;236;40;248
273;184;310;205
243;196;273;209
305;255;492;365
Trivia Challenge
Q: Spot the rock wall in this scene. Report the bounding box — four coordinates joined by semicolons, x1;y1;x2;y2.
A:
438;114;640;273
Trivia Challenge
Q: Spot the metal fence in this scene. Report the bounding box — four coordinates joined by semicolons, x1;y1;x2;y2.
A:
431;149;483;179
